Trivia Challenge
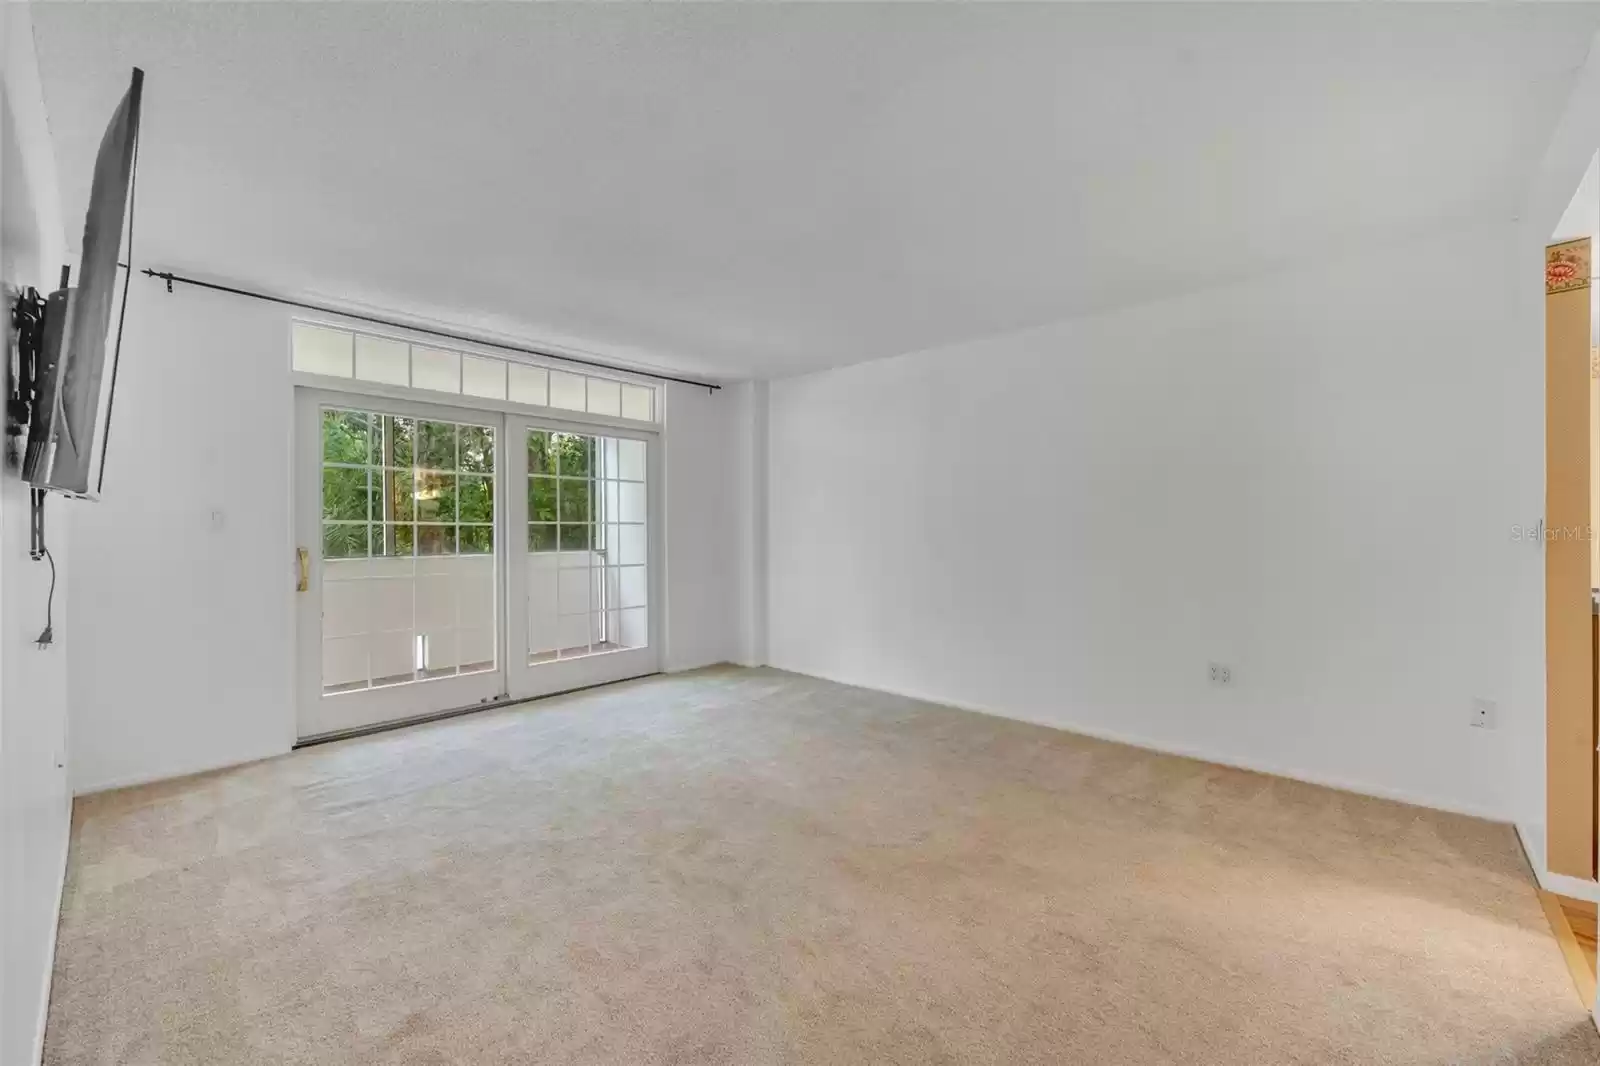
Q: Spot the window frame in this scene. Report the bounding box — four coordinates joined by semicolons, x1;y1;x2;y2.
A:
289;317;660;432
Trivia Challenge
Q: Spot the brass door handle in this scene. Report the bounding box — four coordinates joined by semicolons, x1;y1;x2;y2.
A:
296;547;309;592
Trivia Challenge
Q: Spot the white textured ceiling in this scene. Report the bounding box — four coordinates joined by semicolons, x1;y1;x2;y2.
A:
31;3;1600;380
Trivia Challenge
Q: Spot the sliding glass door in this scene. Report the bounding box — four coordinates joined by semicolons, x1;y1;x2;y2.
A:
503;413;659;701
295;391;659;740
294;390;503;738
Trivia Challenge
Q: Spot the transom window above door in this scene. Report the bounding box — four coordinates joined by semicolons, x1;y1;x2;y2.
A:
292;321;657;423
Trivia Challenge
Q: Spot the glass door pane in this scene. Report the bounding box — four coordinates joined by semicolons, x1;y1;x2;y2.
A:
507;417;657;701
318;407;497;693
524;430;648;663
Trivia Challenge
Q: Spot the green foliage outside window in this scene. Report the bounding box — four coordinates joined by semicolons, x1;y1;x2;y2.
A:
528;431;595;553
322;410;370;464
320;414;603;560
528;477;557;523
320;408;500;558
528;431;590;476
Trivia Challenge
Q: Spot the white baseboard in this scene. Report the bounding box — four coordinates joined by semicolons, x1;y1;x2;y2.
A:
1516;821;1600;903
775;664;1510;822
73;746;284;797
1517;821;1549;881
32;796;71;1065
1544;871;1600;904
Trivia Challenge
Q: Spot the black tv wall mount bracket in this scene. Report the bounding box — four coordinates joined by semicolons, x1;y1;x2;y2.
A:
8;284;46;460
9;285;52;562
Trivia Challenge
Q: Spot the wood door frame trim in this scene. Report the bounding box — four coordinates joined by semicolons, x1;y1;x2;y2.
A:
1545;236;1597;881
1538;889;1598;1010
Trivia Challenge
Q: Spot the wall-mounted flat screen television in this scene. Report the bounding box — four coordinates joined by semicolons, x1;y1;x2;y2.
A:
22;66;142;497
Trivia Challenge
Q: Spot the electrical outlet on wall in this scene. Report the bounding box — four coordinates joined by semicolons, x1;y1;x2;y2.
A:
1208;662;1234;687
1469;697;1497;729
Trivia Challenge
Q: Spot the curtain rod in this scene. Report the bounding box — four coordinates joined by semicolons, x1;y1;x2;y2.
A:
140;267;722;392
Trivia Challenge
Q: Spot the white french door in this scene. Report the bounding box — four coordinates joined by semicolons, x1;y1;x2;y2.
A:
503;412;660;700
295;390;503;738
294;389;659;740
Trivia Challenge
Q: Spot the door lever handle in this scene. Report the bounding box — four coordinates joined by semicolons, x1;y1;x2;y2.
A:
296;547;309;592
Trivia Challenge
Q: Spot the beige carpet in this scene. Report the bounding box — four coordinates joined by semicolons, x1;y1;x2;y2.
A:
45;667;1599;1064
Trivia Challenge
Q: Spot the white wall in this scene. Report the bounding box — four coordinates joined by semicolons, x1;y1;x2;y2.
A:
1551;153;1599;247
768;221;1536;821
661;380;744;672
66;291;745;793
66;287;293;793
736;380;769;667
0;6;70;1065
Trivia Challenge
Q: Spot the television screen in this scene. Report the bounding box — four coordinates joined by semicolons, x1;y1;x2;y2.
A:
23;67;142;496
